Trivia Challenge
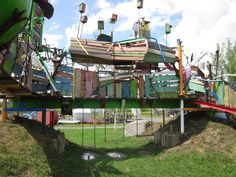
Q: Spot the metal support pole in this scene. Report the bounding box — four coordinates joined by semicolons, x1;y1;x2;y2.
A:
136;108;138;136
114;109;117;131
180;99;184;134
80;23;84;38
177;39;184;97
93;108;96;148
77;13;82;38
123;109;125;142
162;109;165;127
50;111;54;129
82;108;84;147
177;39;185;134
104;109;107;142
166;33;168;46
42;109;46;131
151;108;153;134
2;98;7;124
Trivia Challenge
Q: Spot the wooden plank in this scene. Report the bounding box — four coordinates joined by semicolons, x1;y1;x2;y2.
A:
151;75;179;82
12;63;23;76
32;69;46;77
92;72;99;95
80;70;85;97
55;76;72;84
153;92;179;99
153;81;179;87
216;82;224;105
56;71;73;79
32;83;47;93
26;58;32;91
32;76;48;83
85;71;93;97
58;65;73;73
188;82;206;93
73;69;81;98
116;82;122;98
152;86;179;93
139;76;145;98
130;80;137;98
145;76;151;98
2;41;17;74
224;85;229;107
107;83;114;98
55;83;72;93
122;81;130;98
99;86;106;98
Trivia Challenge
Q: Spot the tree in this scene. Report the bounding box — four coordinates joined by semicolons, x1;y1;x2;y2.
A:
218;39;236;82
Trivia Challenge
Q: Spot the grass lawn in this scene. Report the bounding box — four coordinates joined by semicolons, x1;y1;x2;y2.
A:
60;124;236;177
1;118;236;177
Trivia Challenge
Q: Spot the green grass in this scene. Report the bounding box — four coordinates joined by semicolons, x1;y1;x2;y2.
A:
62;127;153;150
1;119;236;177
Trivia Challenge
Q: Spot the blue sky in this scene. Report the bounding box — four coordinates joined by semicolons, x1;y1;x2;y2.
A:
44;0;236;59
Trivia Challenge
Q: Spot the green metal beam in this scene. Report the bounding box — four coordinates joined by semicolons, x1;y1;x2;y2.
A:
9;97;195;109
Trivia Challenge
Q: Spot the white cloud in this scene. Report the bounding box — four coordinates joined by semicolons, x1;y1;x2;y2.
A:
49;22;60;32
97;0;111;9
49;0;58;5
65;0;181;39
43;33;64;47
65;0;236;59
170;0;236;56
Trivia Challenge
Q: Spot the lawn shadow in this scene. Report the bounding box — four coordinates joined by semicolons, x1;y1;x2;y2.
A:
13;111;234;177
13;117;125;177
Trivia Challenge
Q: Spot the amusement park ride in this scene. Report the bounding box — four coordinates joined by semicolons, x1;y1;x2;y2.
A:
1;0;236;134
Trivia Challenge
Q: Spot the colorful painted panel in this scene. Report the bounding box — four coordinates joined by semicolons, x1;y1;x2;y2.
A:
122;81;129;98
130;80;137;98
85;71;93;97
116;82;122;98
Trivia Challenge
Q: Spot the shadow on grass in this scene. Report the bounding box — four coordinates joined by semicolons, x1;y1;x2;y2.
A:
13;117;165;177
13;111;234;177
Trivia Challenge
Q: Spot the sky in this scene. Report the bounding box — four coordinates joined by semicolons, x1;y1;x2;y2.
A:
44;0;236;62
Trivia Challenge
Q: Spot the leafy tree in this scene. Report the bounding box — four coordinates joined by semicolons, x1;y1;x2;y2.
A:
218;39;236;82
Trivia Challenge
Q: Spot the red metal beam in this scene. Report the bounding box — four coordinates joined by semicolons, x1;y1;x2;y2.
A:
194;100;236;114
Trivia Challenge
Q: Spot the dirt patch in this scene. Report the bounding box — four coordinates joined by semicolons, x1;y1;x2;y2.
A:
159;114;236;160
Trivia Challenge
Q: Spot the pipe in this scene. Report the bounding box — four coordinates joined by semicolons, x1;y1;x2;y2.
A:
180;99;184;134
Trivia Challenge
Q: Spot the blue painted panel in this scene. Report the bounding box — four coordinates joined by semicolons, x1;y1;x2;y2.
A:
32;69;46;77
12;63;23;75
32;83;48;92
55;76;72;84
55;83;72;92
58;65;73;73
122;81;129;98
